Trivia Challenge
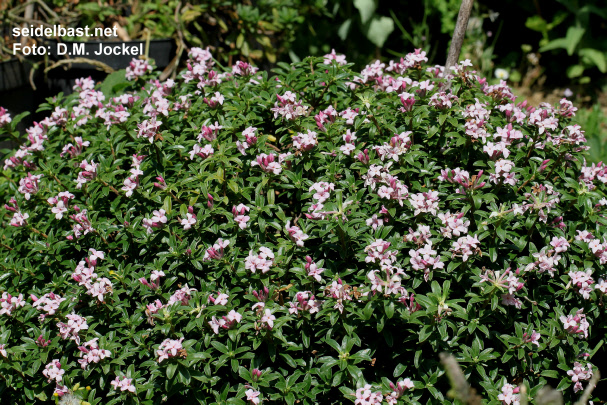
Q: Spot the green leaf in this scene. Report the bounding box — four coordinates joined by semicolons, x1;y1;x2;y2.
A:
179;365;191;384
384;301;395;319
579;48;607;72
353;0;376;24
99;70;129;98
362;301;375;320
163;196;172;215
525;15;547;32
567;64;585;78
565;26;585;55
365;16;395;48
541;369;559;378
338;19;352;41
539;38;570;53
393;363;406;378
167;363;177;380
280;353;297;368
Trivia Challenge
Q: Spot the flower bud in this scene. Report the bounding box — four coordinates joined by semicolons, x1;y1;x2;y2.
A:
251;368;262;382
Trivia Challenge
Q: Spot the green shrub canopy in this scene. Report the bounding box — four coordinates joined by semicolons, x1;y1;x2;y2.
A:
0;48;606;404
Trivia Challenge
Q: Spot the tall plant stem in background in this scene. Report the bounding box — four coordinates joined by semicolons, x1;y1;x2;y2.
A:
446;0;475;71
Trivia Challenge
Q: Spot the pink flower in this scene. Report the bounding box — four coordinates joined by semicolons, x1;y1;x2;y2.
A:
398;92;416;112
204;91;224;108
498;383;520;405
209;316;226;334
354;384;383;405
233;204;251;229
57;313;89;344
259;309;276;329
339;107;359;125
567;362;593;393
304;256;325;282
111;375;136;393
156;337;185;363
43;359;65;383
232;61;259;76
60;136;90;158
18;173;42;200
290;291;320;315
204;238;230;261
75;160;98;189
8;208;28;227
271;91;309;121
285;220;308;247
251;153;282;175
245;388;261;404
0;292;26;316
437;211;469;238
315;105;337;130
78;338;111;369
323;49;347;65
409;191;440;215
560;309;590;338
0;106;12;127
125;58;153;80
167;285;197;306
189;143;214;160
245;247;275;273
181;212;197;230
137;117;162;143
409;242;443;281
374;132;411;161
31;292;66;315
451;235;481;262
293;130;318;151
197;122;223;142
522;330;541;347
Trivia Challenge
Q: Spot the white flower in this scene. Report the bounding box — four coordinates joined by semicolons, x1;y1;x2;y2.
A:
494;68;509;80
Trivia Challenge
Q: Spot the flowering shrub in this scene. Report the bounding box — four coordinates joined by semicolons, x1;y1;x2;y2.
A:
0;47;606;405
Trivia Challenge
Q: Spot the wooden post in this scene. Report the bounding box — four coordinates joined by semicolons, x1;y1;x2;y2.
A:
445;0;474;72
20;3;35;47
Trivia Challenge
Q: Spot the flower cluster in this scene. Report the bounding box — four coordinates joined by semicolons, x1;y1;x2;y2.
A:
43;359;65;383
122;154;145;197
285;220;308;247
57;313;89;344
0;292;25;316
270;91;309;121
77;338;111;369
244;247;275;274
110;376;136;393
156;337;186;363
567;362;593;393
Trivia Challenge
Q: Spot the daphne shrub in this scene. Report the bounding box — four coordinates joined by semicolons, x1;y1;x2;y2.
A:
0;49;606;404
